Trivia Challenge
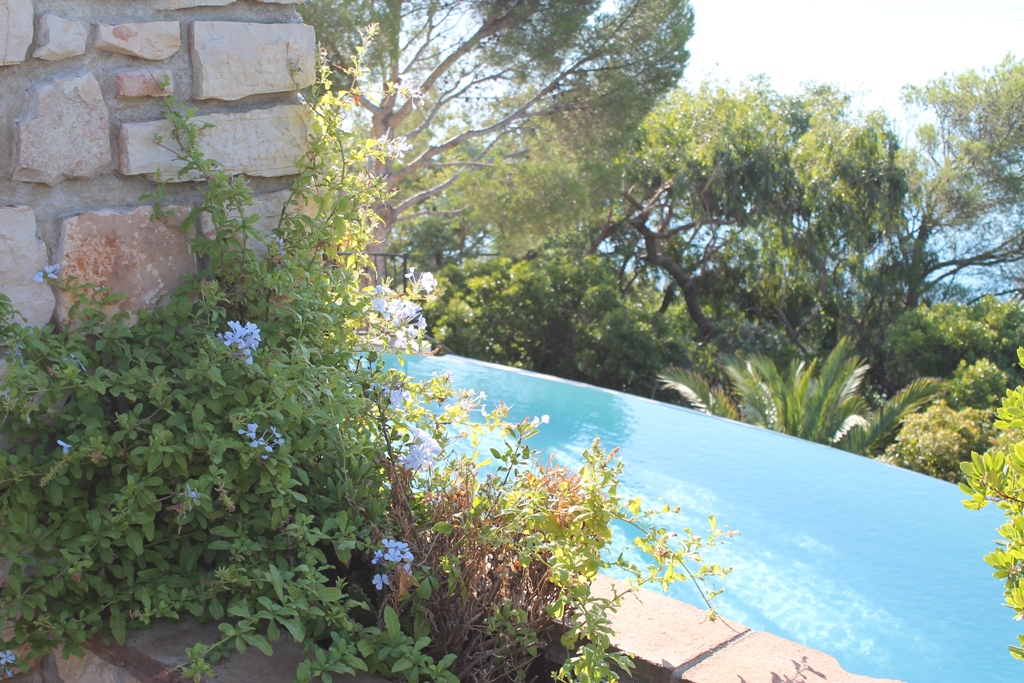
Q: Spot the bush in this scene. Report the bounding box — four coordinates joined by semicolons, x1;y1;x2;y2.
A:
884;297;1024;389
0;58;730;683
882;402;996;482
946;358;1009;410
427;255;712;396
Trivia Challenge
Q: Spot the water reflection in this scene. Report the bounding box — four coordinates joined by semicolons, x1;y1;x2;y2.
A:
399;355;637;452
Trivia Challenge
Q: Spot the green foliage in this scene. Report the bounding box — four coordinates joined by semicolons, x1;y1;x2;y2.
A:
961;347;1024;659
883;402;996;483
302;0;695;244
947;358;1010;410
0;71;418;682
0;57;730;683
385;412;733;682
659;340;943;455
656;367;738;421
896;56;1024;309
427;254;714;396
885;297;1024;389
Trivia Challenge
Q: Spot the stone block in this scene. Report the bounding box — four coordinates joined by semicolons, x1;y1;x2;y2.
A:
198;190;298;260
678;632;905;683
0;620;36;679
55;648;123;683
151;0;234;7
191;21;316;101
54;206;196;326
82;618;386;683
14;73;111;186
0;206;57;327
0;0;33;65
115;68;174;97
33;15;87;62
118;104;312;181
94;22;181;61
592;576;748;683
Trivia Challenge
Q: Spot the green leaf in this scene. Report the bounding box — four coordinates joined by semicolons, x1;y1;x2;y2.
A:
243;633;273;656
383;606;401;636
110;608;126;645
280;618;305;642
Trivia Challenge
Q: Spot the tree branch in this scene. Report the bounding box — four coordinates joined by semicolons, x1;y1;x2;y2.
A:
395;207;469;223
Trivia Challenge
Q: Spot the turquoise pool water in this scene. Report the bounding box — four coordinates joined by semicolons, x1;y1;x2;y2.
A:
398;353;1022;683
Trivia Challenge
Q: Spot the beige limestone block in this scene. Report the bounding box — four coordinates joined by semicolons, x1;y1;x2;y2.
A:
191;21;316;101
118;104;312;181
94;22;181;61
56;647;123;683
55;206;196;326
33;15;87;62
115;68;173;97
679;631;905;683
592;575;749;681
0;207;57;328
151;0;234;7
1;619;35;676
0;0;33;65
197;190;316;259
14;73;111;186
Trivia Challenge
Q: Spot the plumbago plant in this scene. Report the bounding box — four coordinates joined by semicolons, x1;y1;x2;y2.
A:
0;49;732;683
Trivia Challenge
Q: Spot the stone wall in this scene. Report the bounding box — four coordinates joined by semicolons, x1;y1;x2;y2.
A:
0;0;316;328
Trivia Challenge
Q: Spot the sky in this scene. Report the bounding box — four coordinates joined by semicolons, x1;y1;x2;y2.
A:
682;0;1024;122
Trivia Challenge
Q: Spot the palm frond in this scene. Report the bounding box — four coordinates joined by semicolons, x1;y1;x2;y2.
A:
839;378;946;455
658;367;738;419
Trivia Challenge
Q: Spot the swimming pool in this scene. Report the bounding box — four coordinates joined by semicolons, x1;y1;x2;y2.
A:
397;353;1022;683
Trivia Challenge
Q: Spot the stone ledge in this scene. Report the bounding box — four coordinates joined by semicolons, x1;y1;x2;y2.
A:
8;620;385;683
594;576;905;683
591;575;748;683
677;631;904;683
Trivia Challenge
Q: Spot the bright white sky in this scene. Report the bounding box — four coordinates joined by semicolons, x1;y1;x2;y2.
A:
682;0;1024;119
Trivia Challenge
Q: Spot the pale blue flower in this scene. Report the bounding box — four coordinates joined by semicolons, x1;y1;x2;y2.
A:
406;268;437;294
57;440;72;454
389;387;411;407
33;264;59;283
371;539;414;590
239;423;284;457
218;321;261;364
400;428;440;472
0;651;15;666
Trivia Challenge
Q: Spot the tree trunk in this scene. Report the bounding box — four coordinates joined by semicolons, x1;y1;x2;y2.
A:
644;251;715;341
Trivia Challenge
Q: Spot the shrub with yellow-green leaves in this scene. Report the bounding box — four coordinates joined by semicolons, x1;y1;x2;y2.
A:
962;348;1024;660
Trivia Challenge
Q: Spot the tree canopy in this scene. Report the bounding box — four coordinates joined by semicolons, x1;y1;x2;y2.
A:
302;0;695;249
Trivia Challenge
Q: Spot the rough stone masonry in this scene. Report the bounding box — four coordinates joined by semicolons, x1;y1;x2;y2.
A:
0;0;316;330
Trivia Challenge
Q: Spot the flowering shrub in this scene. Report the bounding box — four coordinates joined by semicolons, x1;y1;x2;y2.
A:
0;45;730;683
